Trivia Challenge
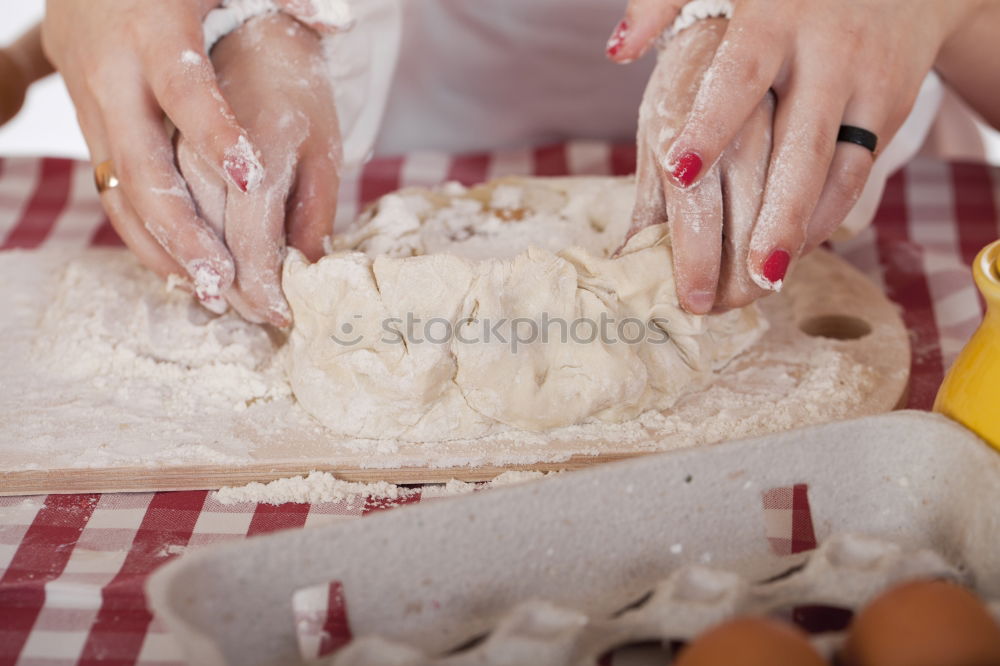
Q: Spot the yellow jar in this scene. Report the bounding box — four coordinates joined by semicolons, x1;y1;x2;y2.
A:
934;239;1000;448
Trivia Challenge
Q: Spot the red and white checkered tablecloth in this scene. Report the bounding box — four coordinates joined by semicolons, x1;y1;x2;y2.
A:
1;141;998;665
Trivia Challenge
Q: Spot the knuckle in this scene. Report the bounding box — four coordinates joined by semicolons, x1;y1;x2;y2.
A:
832;160;871;204
776;196;814;231
84;67;116;104
810;123;838;157
737;55;767;91
106;141;139;178
156;64;190;105
791;200;815;230
838;24;865;53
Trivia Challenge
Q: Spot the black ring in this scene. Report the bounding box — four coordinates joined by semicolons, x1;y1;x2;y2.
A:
837;125;878;154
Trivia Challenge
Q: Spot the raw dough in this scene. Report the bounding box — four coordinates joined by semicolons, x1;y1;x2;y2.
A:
284;177;768;441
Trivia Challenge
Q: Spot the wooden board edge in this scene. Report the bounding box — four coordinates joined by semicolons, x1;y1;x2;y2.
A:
0;452;650;495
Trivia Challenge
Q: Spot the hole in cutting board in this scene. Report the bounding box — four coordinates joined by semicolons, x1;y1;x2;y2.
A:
799;314;872;341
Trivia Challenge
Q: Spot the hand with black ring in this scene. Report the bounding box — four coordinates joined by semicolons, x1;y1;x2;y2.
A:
609;0;1000;311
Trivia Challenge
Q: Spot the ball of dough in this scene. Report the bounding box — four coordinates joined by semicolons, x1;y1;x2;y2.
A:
283;177;767;441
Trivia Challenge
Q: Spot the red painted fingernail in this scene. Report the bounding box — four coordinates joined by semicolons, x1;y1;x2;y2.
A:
226;160;251;193
606;20;628;57
671;152;702;188
224;136;264;193
762;249;791;285
200;294;228;315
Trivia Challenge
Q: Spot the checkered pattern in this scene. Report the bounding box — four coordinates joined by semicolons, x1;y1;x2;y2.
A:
762;484;818;556
1;142;997;665
293;582;352;661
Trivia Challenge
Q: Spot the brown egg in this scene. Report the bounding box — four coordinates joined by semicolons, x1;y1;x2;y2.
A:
841;579;1000;666
674;616;826;666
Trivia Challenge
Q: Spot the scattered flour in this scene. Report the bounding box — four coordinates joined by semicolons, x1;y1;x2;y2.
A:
215;471;412;506
214;470;555;506
0;176;903;476
180;49;204;66
33;250;291;415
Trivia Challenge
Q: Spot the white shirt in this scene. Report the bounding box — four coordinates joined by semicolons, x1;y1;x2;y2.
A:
328;0;941;235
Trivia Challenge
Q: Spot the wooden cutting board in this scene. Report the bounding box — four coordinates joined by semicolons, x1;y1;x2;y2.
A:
0;248;909;495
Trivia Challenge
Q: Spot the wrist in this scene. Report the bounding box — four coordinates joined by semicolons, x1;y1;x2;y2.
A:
933;0;1000;129
213;12;322;69
938;0;1000;67
203;0;351;53
941;0;996;46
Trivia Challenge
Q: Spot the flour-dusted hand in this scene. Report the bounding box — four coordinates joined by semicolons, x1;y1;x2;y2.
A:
43;0;265;312
628;18;773;313
611;0;992;295
177;13;342;326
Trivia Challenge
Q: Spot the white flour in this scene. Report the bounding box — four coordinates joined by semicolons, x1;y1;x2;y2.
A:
214;469;554;505
0;180;903;476
215;471;413;506
34;250;291;415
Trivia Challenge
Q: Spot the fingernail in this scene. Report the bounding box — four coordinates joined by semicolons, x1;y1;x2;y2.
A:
224;136;264;193
270;298;292;328
759;249;791;289
606;19;629;57
200;294;229;315
191;262;225;301
686;290;715;314
670;152;702;188
226;160;251;193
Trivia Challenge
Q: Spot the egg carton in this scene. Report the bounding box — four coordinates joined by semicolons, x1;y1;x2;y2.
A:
147;411;1000;666
329;534;972;665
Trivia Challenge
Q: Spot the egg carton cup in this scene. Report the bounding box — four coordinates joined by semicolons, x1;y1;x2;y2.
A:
147;411;1000;666
331;534;971;665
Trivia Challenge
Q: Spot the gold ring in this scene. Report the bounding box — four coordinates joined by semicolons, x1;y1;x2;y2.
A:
94;160;120;193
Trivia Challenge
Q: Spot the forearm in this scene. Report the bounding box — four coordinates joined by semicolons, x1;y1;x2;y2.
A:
8;25;54;84
936;0;1000;130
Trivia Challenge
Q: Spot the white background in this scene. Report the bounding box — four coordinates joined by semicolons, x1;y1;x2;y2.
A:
2;1;999;163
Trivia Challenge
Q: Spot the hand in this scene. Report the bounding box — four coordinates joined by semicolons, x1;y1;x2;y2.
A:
611;0;985;300
43;0;262;313
629;19;774;313
177;13;342;325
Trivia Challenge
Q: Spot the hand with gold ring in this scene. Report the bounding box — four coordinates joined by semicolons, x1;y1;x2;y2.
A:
93;161;119;195
43;0;264;318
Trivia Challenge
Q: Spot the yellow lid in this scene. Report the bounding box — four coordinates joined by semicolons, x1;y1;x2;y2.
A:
935;238;1000;448
974;239;1000;308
